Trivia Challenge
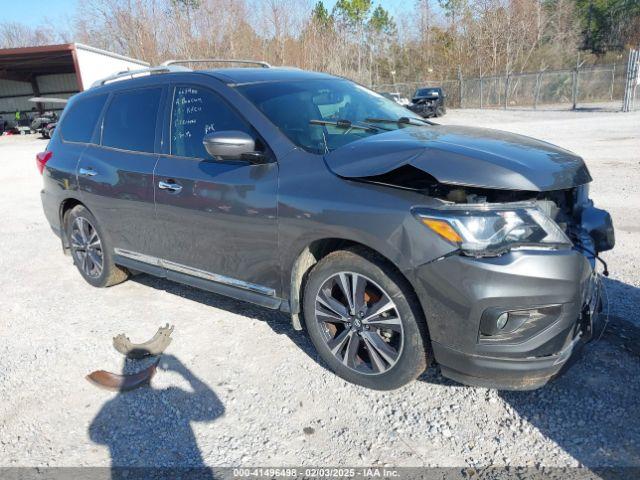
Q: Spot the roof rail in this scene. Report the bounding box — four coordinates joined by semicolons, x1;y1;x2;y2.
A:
161;58;271;68
90;65;191;88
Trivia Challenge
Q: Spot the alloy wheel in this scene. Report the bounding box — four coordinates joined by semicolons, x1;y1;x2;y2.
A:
314;271;404;375
70;217;103;278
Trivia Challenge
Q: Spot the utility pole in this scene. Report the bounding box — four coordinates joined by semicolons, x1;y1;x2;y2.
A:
534;68;546;110
504;74;510;110
623;48;640;112
572;55;586;110
458;66;463;108
479;65;483;109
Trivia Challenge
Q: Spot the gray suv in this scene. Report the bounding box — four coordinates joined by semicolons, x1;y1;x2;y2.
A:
38;61;614;391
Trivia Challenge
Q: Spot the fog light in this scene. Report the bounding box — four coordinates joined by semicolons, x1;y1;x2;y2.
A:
496;312;508;330
480;305;563;339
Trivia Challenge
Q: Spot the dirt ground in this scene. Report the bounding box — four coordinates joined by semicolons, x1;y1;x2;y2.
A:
0;107;639;471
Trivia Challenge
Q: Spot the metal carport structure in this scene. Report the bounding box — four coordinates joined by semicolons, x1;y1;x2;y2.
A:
0;43;148;119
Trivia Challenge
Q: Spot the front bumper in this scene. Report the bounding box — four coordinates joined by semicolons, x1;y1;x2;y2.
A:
408;103;436;116
410;249;601;390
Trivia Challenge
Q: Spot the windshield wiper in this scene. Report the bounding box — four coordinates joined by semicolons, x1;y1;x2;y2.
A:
364;116;435;127
309;119;389;132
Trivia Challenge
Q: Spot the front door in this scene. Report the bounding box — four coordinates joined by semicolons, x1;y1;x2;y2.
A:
153;84;279;296
78;86;165;256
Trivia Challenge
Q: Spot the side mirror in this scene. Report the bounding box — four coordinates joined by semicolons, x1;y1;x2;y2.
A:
203;131;257;161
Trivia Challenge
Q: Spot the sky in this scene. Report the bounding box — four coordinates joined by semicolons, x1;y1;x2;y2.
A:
2;0;78;25
2;0;410;27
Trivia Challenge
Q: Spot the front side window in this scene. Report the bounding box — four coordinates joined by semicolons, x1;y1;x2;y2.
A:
60;94;107;143
102;88;162;153
171;86;252;159
237;79;421;154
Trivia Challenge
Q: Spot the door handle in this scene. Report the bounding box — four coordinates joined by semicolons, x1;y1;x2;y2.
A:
79;167;97;177
158;180;183;193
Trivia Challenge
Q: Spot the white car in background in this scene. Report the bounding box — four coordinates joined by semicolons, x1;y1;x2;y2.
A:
379;91;411;107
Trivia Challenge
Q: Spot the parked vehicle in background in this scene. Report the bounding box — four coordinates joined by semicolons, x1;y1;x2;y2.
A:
16;125;34;135
379;91;411;107
38;62;613;391
42;122;56;139
28;98;66;136
31;112;58;135
408;87;446;118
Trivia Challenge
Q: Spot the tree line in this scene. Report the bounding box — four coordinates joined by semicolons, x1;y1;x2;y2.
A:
1;0;638;86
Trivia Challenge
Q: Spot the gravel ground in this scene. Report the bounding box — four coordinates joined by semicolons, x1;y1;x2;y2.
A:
0;107;639;470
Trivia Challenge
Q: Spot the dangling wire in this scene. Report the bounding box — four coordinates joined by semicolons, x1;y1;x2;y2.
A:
574;244;609;277
595;277;610;343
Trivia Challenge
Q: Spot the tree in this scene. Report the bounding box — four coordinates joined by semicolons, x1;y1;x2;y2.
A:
369;5;395;34
333;0;373;26
311;1;332;27
3;0;637;93
438;0;468;27
0;21;62;48
576;0;640;52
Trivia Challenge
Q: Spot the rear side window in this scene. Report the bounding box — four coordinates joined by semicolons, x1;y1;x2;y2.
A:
60;94;107;143
171;86;252;159
102;88;162;153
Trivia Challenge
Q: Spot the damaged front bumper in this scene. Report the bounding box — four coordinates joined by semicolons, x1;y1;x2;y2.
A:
407;102;437;117
410;248;603;390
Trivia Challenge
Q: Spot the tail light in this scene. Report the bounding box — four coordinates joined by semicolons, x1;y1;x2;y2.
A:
36;151;52;174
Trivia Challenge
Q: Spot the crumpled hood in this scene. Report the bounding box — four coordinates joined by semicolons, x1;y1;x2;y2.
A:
324;125;591;191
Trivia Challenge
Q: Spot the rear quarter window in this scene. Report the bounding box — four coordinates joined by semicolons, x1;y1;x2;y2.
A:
60;94;108;143
102;88;162;153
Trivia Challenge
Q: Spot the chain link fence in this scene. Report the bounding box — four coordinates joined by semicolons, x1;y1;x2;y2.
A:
375;61;638;111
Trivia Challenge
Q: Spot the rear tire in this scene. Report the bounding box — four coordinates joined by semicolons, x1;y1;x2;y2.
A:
303;248;429;390
64;205;128;288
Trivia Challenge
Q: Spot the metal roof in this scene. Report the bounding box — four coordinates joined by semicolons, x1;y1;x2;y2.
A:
74;43;149;66
0;44;77;82
0;43;148;84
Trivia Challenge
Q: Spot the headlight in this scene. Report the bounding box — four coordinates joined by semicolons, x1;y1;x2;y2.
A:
415;204;571;256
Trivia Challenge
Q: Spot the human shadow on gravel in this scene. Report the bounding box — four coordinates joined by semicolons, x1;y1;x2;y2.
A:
89;353;224;479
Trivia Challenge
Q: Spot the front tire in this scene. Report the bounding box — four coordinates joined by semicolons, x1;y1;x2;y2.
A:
64;205;128;288
303;248;429;390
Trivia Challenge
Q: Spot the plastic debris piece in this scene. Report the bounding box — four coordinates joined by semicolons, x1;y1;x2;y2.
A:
113;324;174;358
86;360;159;391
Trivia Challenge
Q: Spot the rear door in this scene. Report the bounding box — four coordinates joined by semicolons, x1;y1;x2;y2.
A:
152;82;279;296
78;86;165;256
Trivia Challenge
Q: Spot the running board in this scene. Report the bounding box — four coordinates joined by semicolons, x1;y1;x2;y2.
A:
113;251;282;310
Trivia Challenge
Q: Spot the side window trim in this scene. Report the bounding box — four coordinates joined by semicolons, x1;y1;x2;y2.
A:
99;85;166;155
97;92;112;147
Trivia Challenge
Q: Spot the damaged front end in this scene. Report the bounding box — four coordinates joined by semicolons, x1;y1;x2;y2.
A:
412;182;614;264
407;183;613;389
325;125;614;389
324;125;614;266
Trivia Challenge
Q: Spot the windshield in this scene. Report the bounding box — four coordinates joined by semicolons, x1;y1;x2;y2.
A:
416;88;440;97
237;79;421;154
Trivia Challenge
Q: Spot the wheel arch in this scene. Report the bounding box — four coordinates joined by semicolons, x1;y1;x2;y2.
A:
287;238;427;334
58;197;87;252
